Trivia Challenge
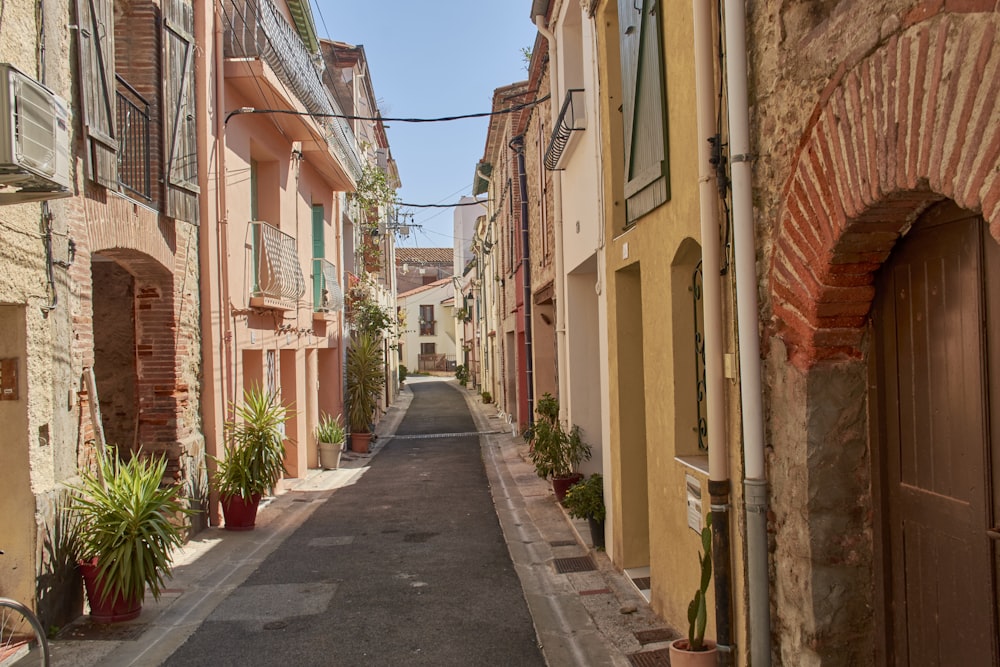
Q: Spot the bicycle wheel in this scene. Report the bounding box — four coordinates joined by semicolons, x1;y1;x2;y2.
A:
0;598;48;667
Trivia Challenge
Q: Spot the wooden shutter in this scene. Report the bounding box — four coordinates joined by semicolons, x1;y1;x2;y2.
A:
75;0;118;188
163;0;200;223
617;0;669;224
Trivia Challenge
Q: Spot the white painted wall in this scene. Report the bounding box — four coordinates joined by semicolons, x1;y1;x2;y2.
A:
397;280;456;372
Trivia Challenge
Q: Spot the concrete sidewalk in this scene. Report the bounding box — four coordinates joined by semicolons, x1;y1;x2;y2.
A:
49;377;674;666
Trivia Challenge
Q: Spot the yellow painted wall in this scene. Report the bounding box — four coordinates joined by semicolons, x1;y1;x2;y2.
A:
594;0;720;643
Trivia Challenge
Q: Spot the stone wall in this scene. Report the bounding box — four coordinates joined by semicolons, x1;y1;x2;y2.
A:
750;3;1000;664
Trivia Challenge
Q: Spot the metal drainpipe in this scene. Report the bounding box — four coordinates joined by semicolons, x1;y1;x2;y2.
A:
513;135;534;426
692;0;733;663
532;12;569;426
724;0;772;663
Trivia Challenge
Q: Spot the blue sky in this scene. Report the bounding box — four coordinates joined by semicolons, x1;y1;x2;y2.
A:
310;1;540;249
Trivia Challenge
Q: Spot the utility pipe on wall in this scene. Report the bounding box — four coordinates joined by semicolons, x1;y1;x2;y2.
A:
724;0;772;663
532;11;570;427
513;135;535;426
692;0;733;664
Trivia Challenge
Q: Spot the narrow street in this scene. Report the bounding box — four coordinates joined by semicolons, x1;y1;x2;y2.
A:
161;378;545;666
50;377;664;666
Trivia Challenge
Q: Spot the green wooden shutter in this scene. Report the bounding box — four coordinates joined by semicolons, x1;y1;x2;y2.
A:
617;0;669;224
75;0;118;188
312;205;325;309
163;0;200;222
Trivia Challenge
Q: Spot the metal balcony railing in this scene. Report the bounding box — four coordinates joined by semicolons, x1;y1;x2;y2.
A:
223;0;362;180
544;89;586;171
312;258;344;312
249;220;306;309
115;76;151;201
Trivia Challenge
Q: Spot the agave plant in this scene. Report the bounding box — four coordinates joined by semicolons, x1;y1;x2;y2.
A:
68;447;192;602
213;386;289;501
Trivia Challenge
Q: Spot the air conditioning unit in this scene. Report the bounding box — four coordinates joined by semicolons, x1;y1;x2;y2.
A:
0;63;71;202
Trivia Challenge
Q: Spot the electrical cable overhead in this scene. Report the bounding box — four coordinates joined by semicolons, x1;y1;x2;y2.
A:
225;94;551;125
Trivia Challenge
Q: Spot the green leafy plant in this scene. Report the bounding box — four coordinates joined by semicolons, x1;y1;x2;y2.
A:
213;387;289;501
346;332;385;433
455;364;469;384
523;393;591;479
399;364;408;383
562;474;606;522
346;281;396;338
68;447;193;603
481;391;493;404
315;414;346;444
686;515;714;652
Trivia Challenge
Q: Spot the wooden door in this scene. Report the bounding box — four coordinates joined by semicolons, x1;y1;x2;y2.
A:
871;201;1000;665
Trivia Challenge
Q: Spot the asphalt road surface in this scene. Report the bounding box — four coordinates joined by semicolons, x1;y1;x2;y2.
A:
162;380;546;666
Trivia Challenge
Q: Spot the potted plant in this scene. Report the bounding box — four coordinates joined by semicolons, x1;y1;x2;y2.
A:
316;413;346;470
346;331;385;453
212;387;289;530
562;474;606;549
68;447;193;622
669;515;718;666
523;393;591;501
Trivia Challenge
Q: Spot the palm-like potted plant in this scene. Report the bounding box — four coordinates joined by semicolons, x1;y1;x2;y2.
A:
316;413;346;470
212;387;289;530
562;474;606;549
523;393;591;501
68;447;193;622
669;515;718;665
346;332;385;453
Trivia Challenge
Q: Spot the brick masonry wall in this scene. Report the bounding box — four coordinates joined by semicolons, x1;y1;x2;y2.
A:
750;4;1000;664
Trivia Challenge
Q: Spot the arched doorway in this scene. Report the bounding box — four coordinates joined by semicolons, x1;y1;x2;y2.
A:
92;259;139;451
870;201;999;664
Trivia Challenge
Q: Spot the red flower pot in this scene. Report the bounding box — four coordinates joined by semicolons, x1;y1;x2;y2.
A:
79;559;143;623
221;493;262;531
350;432;373;454
552;472;584;503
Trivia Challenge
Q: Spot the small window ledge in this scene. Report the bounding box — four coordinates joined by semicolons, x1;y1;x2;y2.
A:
675;455;709;476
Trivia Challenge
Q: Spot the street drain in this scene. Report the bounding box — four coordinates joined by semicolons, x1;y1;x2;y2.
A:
549;540;577;547
264;620;288;630
634;628;675;645
627;647;671;666
391;430;505;440
552;555;596;573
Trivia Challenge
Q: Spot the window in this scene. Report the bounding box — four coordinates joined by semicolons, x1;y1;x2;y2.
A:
419;305;435;336
617;0;670;224
420;343;436;355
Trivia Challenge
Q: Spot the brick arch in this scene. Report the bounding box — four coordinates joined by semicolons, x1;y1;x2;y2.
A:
90;249;187;470
769;12;1000;369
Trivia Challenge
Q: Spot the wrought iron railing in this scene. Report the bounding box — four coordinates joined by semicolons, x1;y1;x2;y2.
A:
312;258;344;312
222;0;362;180
249;220;305;308
115;76;151;201
692;261;707;452
544;89;586;171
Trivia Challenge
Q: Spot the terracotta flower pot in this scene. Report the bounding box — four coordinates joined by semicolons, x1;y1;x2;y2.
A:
79;559;143;623
221;492;262;531
552;472;584;503
350;432;373;454
668;639;718;667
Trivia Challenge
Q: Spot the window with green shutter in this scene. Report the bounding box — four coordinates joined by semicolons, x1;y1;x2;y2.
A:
617;0;670;225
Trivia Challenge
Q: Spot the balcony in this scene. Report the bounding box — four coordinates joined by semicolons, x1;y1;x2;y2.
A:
544;89;586;171
312;258;344;314
249;221;306;309
116;76;151;201
223;0;362;181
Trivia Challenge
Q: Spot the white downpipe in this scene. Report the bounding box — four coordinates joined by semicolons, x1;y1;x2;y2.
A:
534;14;569;425
692;0;727;485
724;0;772;664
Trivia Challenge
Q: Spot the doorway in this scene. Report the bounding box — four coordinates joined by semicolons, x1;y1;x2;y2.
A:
870;200;1000;665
